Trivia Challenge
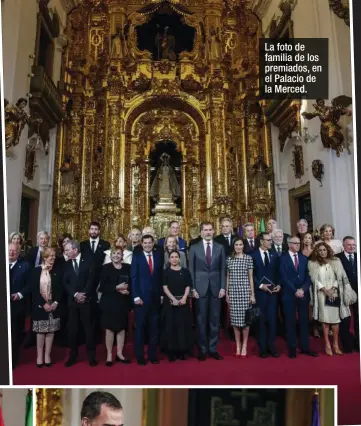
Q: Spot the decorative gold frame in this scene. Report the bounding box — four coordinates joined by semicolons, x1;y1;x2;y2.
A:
329;0;349;26
36;388;63;426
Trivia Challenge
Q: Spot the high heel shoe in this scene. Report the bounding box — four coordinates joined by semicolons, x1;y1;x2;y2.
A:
45;362;52;368
36;363;44;368
105;361;113;367
115;355;131;364
333;346;343;355
234;353;241;358
325;345;333;356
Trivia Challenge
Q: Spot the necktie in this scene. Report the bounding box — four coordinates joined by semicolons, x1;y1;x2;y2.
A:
277;246;281;253
264;251;269;266
250;239;254;249
91;240;95;253
227;236;231;246
73;259;79;276
206;242;211;267
349;254;354;266
147;254;153;275
294;254;299;271
9;263;12;277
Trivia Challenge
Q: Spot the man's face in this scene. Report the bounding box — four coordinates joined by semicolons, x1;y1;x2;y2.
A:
64;243;78;260
267;219;277;233
221;220;232;235
82;405;124;426
273;232;283;245
260;235;272;250
245;226;254;239
201;225;214;240
297;221;308;234
142;237;154;253
344;238;356;254
169;222;180;236
38;234;49;248
288;238;301;254
89;225;100;239
8;243;19;262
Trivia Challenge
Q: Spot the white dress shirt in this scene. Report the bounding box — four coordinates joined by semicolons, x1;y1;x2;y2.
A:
289;250;298;266
203;239;213;256
258;248;270;289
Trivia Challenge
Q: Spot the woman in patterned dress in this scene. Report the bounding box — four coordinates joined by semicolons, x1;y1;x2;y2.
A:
30;247;63;367
226;238;255;358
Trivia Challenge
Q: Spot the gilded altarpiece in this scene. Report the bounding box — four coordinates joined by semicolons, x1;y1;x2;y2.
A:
53;0;275;241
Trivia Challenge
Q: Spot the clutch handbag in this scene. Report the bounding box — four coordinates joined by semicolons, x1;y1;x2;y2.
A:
245;305;261;325
325;287;340;307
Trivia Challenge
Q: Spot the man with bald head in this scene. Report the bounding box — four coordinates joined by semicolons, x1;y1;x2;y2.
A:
9;243;31;367
81;391;123;426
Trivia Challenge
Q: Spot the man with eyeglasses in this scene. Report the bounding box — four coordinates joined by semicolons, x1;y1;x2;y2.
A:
279;236;317;358
337;236;358;352
251;232;280;358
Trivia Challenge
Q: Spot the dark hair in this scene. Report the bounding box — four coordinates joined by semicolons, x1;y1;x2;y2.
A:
57;233;72;249
259;232;269;241
89;221;101;229
115;233;127;246
16;97;27;107
231;237;244;258
301;232;314;250
200;221;213;232
142;234;154;242
343;235;355;243
309;242;335;264
168;249;180;258
81;391;122;421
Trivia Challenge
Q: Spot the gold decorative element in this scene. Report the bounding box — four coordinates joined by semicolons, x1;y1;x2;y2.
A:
291;145;304;179
52;0;275;240
36;388;63;426
329;0;349;26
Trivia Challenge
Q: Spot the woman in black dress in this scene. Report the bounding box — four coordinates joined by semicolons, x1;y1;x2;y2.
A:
30;247;63;367
162;250;193;361
99;247;131;366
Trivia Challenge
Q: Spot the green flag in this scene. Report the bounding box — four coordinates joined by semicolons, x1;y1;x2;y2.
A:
25;391;33;426
259;217;266;233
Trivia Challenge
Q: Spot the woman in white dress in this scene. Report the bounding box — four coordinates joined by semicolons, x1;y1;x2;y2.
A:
103;234;133;265
318;223;343;254
308;242;353;356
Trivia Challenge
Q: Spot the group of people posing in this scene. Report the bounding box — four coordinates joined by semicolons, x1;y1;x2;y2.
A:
8;217;358;368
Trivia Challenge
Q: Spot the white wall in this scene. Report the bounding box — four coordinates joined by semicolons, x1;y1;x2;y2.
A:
1;388;28;426
62;388;143;426
2;0;66;239
267;0;356;238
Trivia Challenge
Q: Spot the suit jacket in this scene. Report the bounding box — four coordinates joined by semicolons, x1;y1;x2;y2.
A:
188;240;226;298
337;252;358;293
189;236;202;247
9;259;31;314
256;233;290;249
279;252;311;300
25;246;41;267
133;243;165;266
243;238;258;254
62;256;96;304
80;238;110;266
30;265;64;320
214;234;237;258
130;250;163;305
251;249;279;295
158;236;187;253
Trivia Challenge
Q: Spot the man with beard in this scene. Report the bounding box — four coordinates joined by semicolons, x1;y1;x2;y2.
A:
80;391;123;426
80;222;110;266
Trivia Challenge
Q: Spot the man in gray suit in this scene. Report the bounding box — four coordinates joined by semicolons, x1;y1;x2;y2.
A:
189;222;226;361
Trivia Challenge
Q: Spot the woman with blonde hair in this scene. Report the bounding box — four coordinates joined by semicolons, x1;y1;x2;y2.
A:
308;242;356;355
163;235;187;269
8;232;25;259
30;247;63;367
319;223;343;255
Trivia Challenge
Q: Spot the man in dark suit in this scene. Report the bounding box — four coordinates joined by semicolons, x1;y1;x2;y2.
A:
214;218;237;257
337;236;359;352
251;232;280;358
25;231;49;267
243;222;258;254
131;234;163;365
271;229;288;256
80;221;110;266
9;243;31;367
279;236;317;358
63;240;97;367
158;221;187;253
189;222;226;361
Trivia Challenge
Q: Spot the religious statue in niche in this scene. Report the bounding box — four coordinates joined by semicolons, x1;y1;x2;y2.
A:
302;96;352;157
110;24;128;58
155;26;176;60
150;152;181;202
208;26;222;60
251;155;273;191
4;97;42;152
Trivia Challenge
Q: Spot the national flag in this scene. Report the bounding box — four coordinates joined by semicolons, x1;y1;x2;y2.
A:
311;392;320;426
25;391;33;426
259;217;266;232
